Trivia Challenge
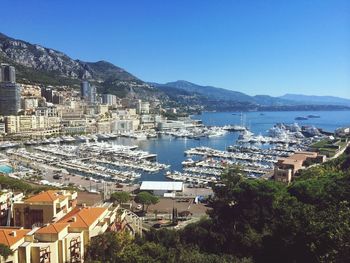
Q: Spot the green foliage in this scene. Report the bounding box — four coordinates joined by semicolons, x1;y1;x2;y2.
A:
85;231;132;263
86;230;251;263
134;192;159;212
0;174;76;194
0;243;13;262
110;191;130;204
86;148;350;263
0;174;51;193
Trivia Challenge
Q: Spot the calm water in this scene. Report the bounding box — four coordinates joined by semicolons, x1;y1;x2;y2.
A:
111;111;350;181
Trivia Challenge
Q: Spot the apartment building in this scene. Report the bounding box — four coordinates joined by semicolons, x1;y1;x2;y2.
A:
0;191;24;226
274;151;326;183
0;227;31;263
4;115;61;136
57;205;118;248
0;205;116;263
0;190;124;263
13;190;78;228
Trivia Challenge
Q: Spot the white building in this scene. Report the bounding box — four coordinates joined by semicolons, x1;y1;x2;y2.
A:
140;181;184;197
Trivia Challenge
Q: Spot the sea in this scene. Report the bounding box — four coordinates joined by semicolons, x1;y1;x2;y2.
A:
113;111;350;182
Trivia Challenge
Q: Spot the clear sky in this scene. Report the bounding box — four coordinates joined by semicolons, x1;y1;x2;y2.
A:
1;0;349;98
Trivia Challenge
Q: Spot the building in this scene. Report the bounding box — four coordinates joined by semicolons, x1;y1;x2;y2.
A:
0;82;21;116
97;119;111;133
35;106;59;117
57;205;118;247
4;115;60;136
102;94;117;106
97;104;109;116
0;204;119;263
0;191;24;226
137;100;150;115
274;151;326;183
0;187;142;263
157;120;186;131
0;122;5;135
13;190;78;228
53;94;64;105
0;65;21;116
80;81;96;104
0;227;31;263
111;119;136;133
140;181;184;197
41;87;54;103
0;64;16;83
21;97;39;111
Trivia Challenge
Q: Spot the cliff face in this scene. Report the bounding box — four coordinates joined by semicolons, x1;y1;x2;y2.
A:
0;32;160;99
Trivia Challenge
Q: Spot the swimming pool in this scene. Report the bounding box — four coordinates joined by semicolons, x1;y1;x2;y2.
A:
0;165;13;174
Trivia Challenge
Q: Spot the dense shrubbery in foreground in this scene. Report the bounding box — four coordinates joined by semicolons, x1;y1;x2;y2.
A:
86;147;350;263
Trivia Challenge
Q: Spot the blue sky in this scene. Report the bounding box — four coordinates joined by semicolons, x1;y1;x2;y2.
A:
1;0;349;98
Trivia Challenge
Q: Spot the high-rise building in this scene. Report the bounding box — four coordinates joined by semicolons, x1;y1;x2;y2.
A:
0;65;21;116
137;100;150;114
53;94;64;104
80;80;89;99
0;64;16;83
101;94;117;106
80;80;96;104
41;87;54;102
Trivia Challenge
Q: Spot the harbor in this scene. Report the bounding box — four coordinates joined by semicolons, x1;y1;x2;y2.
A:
1;110;349;191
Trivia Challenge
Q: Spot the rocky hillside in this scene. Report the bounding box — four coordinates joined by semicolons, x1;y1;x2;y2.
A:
0;32;159;98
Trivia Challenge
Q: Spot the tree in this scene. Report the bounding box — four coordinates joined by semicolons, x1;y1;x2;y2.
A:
0;244;13;263
110;191;130;204
85;231;132;262
135;192;159;212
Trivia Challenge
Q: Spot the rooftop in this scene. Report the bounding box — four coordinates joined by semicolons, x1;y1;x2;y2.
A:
57;206;107;228
36;223;69;234
140;181;183;191
278;151;319;166
24;190;73;203
0;227;31;247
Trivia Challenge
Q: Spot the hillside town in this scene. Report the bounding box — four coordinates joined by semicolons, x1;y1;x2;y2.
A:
0;64;196;139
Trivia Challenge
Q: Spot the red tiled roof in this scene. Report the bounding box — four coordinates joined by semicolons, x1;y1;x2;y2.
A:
0;228;30;247
36;223;69;234
58;207;107;228
25;190;62;203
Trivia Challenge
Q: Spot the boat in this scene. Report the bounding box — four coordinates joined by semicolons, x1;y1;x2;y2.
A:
61;136;76;143
307;115;320;118
295;116;308;120
237;130;254;142
182;159;195;167
223;125;246;132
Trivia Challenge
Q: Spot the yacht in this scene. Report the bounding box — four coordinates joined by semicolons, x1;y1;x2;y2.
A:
182;159;195;167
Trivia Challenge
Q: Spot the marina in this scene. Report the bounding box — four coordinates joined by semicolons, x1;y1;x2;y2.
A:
5;142;169;186
1;111;349;188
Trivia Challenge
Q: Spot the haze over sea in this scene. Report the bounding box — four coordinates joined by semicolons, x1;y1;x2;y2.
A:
110;110;350;181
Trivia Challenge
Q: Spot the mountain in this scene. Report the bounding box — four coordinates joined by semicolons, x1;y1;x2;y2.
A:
279;94;350;106
152;80;293;106
158;80;254;102
253;95;294;106
0;32;158;98
151;81;350;111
